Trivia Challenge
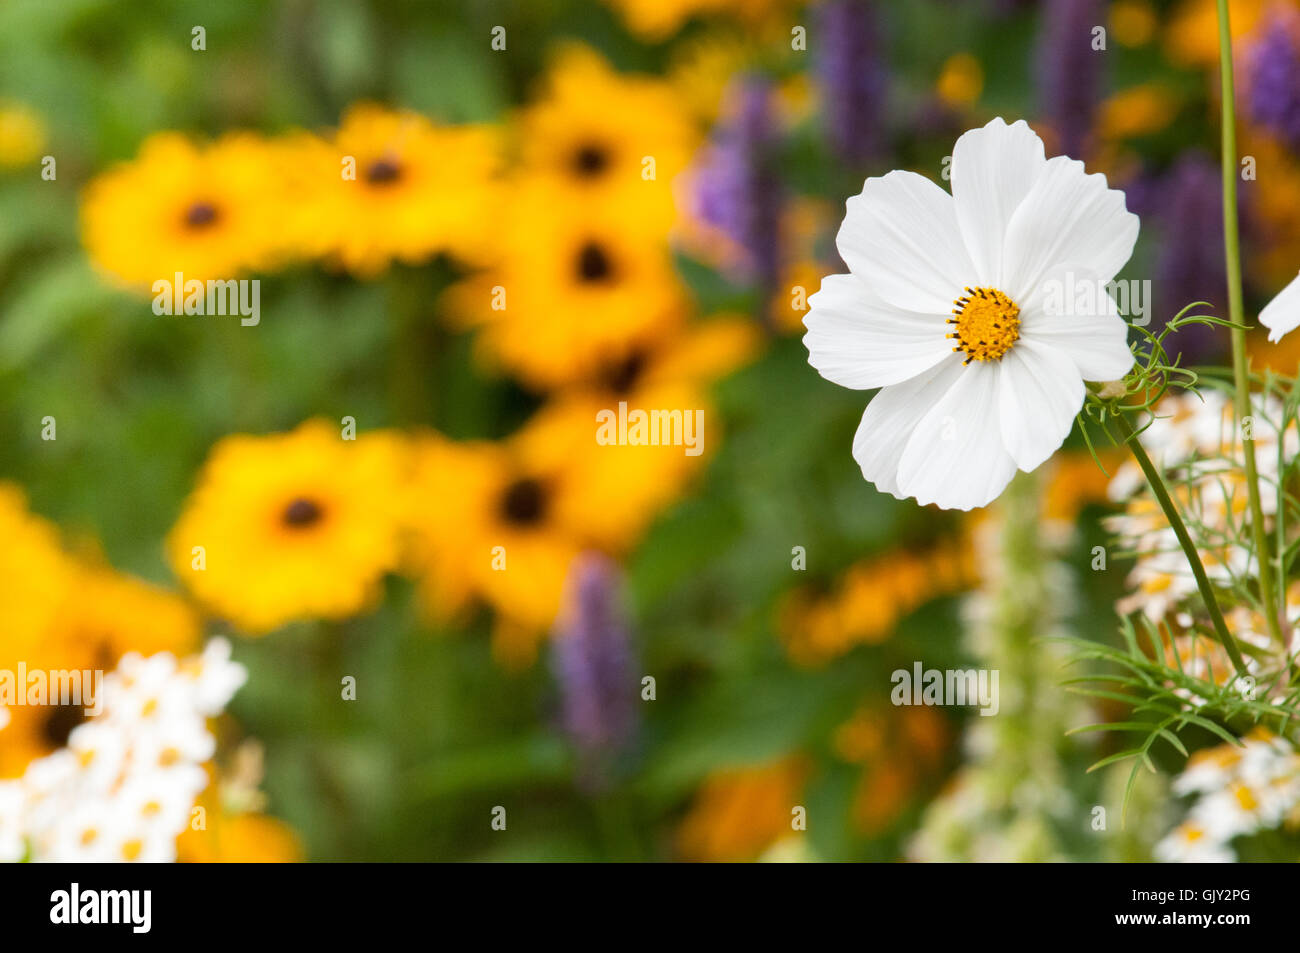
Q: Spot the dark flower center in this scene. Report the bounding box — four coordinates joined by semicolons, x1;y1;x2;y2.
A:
282;497;325;528
603;351;647;395
576;242;614;283
366;158;403;185
571;143;610;178
43;704;86;749
499;477;547;526
184;201;220;229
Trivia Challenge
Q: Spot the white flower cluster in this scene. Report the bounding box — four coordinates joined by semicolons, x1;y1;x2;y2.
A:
1155;729;1300;863
0;638;246;863
1106;390;1297;622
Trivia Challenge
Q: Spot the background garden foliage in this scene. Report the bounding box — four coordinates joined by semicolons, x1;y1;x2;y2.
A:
2;0;1299;861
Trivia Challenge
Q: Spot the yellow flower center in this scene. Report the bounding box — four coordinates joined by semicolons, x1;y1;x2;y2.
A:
947;286;1021;364
1233;783;1259;812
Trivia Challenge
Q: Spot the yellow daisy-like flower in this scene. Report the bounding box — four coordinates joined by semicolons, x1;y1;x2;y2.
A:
0;102;46;168
778;538;975;667
935;53;984;108
517;46;696;237
0;484;72;663
81;132;288;286
0;622;94;780
53;563;201;665
0;484;204;777
603;0;792;40
177;751;302;862
1097;84;1179;142
0;565;199;779
178;809;302;863
304;104;503;276
1166;0;1263;66
167;420;406;634
675;756;810;862
517;317;759;552
1110;0;1159;47
447;178;690;390
404;428;587;666
835;704;947;836
667;31;756;123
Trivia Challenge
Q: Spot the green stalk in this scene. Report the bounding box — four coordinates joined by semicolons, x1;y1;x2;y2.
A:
1217;0;1286;647
1114;412;1247;675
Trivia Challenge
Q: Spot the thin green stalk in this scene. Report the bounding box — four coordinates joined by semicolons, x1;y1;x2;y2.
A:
1217;0;1286;647
1114;412;1248;676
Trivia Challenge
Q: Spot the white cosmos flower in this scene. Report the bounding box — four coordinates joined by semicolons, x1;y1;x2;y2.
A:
804;117;1138;510
1259;268;1300;342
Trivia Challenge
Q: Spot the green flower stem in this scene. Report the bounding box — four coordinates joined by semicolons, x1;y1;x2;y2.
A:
1113;411;1248;676
1217;0;1286;648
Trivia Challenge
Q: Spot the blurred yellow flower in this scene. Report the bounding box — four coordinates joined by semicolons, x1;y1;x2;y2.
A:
81;132;288;286
676;756;810;861
305;104;503;276
1166;0;1264;65
404;429;583;665
178;809;302;863
603;0;729;40
515;317;759;552
446;178;690;390
836;704;947;835
1097;84;1179;141
177;750;302;862
1042;450;1119;525
1110;0;1159;47
0;102;46;168
167;420;406;634
517;46;696;238
935;53;984;108
604;0;793;40
1249;323;1300;373
774;73;818;127
49;562;200;667
779;538;975;666
1239;135;1300;287
668;32;755;122
0;484;72;664
770;197;835;333
0;484;203;778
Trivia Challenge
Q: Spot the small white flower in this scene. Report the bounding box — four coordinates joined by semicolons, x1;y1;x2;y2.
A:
43;798;121;863
187;636;248;715
1153;820;1234;863
804;117;1138;510
1172;747;1243;797
1191;784;1278;842
116;767;208;835
1258;268;1300;342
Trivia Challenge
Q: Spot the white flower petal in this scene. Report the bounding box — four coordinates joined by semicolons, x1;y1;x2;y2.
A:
997;339;1085;471
1001;155;1140;303
837;170;975;314
1020;267;1135;380
852;358;966;499
1259;270;1300;342
950;117;1048;287
895;358;1017;510
804;273;953;389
